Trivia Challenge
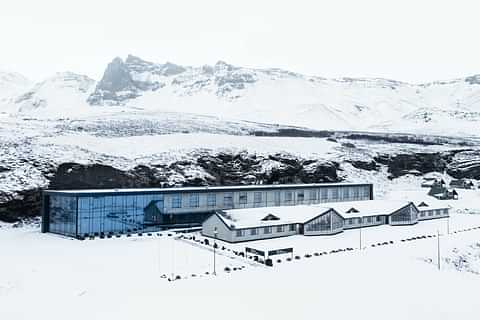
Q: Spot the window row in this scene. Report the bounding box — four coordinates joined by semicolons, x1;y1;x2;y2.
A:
167;186;370;209
235;224;296;237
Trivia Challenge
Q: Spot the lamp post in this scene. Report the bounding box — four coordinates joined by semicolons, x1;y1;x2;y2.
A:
437;229;441;271
359;226;362;250
213;227;218;276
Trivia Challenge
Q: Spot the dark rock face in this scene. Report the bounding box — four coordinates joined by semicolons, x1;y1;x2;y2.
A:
446;150;480;179
374;153;447;179
88;57;139;105
465;74;480;85
348;160;379;171
0;189;42;222
0;152;343;222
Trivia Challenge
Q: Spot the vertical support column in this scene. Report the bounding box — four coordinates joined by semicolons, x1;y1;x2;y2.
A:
41;193;50;233
75;196;79;238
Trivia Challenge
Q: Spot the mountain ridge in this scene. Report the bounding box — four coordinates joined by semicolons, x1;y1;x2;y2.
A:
1;55;480;136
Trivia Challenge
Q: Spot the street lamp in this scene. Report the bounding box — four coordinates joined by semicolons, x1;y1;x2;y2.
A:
213;227;218;276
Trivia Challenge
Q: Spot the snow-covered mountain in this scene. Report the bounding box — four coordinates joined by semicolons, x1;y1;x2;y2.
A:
2;55;480;136
0;71;32;108
11;72;95;116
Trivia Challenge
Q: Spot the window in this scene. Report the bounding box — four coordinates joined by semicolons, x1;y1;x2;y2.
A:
428;210;433;216
297;191;304;203
250;228;258;236
224;192;233;208
342;188;349;199
331;188;339;200
347;218;354;225
285;191;293;203
353;187;360;199
276;225;284;233
236;229;244;237
436;210;441;216
363;186;370;198
254;192;262;204
320;188;328;200
376;216;382;222
358;218;362;224
189;193;199;208
264;226;272;234
366;216;372;223
274;191;281;205
172;194;182;208
289;224;296;232
420;212;425;217
207;194;216;207
239;192;247;205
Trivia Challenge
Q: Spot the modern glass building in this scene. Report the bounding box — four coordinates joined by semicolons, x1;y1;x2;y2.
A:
41;183;373;238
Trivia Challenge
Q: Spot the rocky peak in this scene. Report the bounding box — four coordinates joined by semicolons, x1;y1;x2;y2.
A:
465;74;480;85
87;57;138;105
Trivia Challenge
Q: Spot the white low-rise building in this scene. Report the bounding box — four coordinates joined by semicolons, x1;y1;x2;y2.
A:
202;199;450;243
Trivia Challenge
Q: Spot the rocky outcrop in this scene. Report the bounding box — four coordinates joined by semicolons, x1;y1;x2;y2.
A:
446;150;480;179
375;153;447;179
347;160;380;171
0;152;343;222
87;57;140;105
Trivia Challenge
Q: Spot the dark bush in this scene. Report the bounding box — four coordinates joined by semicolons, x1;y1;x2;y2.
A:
305;254;312;258
224;267;231;272
294;255;301;260
277;259;282;263
175;275;181;280
286;257;292;261
265;259;273;267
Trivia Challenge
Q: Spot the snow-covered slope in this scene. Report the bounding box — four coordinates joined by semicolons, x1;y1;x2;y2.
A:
8;72;95;117
3;55;480;136
0;71;31;110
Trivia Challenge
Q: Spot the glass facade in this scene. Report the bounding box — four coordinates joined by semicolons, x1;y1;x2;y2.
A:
305;210;343;234
390;204;418;225
49;195;77;236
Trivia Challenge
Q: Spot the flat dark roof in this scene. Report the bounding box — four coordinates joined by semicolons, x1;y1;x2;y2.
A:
43;182;372;197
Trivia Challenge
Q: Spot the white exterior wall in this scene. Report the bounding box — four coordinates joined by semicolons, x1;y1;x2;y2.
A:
418;208;449;220
230;224;299;243
343;215;386;229
201;214;233;242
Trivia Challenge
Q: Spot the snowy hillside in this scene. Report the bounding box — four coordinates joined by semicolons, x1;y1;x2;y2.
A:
0;71;31;109
1;56;480;136
10;72;95;116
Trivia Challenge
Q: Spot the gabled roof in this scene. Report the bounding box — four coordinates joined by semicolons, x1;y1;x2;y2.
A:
218;205;332;229
346;207;360;213
416;199;450;211
261;214;280;221
318;200;413;218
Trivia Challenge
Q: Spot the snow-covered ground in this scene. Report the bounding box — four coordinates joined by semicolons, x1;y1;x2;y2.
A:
2;188;480;319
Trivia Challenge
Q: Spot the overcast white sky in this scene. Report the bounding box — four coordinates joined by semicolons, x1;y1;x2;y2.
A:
1;0;479;83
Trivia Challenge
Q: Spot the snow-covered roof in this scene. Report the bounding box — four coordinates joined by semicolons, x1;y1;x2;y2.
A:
415;200;450;211
315;200;412;219
218;205;333;229
44;182;371;195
